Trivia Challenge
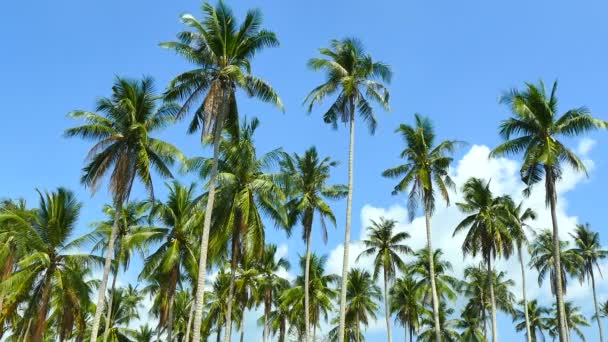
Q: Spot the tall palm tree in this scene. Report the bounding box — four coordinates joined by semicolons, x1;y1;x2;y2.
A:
456;309;486;342
75;201;160;342
257;244;290;342
417;302;460;342
130;324;156;342
490;80;607;342
0;188;99;342
503;198;536;342
161;3;283;339
140;182;202;341
569;223;607;342
548;301;590;342
382;114;459;342
410;248;460;304
281;254;339;341
357;217;411;341
513;299;550;342
454;177;514;341
186;117;286;341
65;77;181;341
279;146;346;342
529;230;582;299
305;37;391;342
344;268;382;342
390;272;423;342
266;295;290;342
98;285;143;342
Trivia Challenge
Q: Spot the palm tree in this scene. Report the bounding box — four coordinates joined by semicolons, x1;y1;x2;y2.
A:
65;77;181;341
203;269;231;342
186;117;286;341
98;285;143;342
490;80;607;342
130;324;156;342
456;309;486;342
382;114;459;342
75;201;159;342
256;244;290;342
357;217;411;341
266;296;290;342
503;198;536;342
513;299;550;342
599;300;608;320
140;182;202;341
409;248;459;304
454;177;514;341
279;146;346;342
161;3;283;339
281;254;339;341
234;257;260;342
417;302;460;342
529;230;582;299
0;188;100;342
548;301;590;341
569;223;607;341
344;268;381;342
305;37;391;342
390;272;423;342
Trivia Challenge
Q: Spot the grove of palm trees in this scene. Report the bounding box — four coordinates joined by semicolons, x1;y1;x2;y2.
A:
2;1;608;342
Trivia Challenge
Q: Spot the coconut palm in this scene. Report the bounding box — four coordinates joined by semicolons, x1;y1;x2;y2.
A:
0;188;101;342
548;301;590;341
599;300;608;319
256;244;290;342
185;117;286;341
569;223;607;341
503;198;536;342
281;254;339;341
279;146;346;341
327;313;363;342
390;272;424;342
417;302;459;342
529;230;582;298
130;324;155;342
98;285;143;342
161;3;283;339
382;114;459;342
513;299;550;342
202;269;231;342
74;201;160;342
344;268;381;342
357;217;411;341
266;296;290;342
456;309;486;342
409;248;459;303
305;37;391;342
490;80;607;341
454;177;514;341
140;182;202;341
65;77;182;341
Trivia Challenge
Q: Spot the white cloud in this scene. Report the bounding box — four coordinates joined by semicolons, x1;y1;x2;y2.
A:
577;138;596;156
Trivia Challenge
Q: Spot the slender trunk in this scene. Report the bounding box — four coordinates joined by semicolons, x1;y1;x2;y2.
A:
384;268;393;342
404;325;407;342
185;301;195;342
239;305;245;342
224;231;239;342
356;311;361;342
263;290;271;342
313;324;317;342
424;210;441;342
156;324;163;342
591;271;605;342
30;263;55;342
90;202;122;342
304;217;313;342
103;266;120;342
338;103;356;342
167;292;176;342
21;318;33;342
192;107;225;342
279;318;286;342
487;258;498;342
216;322;222;342
519;247;533;342
546;167;567;342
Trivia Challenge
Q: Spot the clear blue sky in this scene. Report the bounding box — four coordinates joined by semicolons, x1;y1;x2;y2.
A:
2;1;608;340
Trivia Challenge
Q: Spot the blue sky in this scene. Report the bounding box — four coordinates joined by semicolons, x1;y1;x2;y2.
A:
2;0;608;340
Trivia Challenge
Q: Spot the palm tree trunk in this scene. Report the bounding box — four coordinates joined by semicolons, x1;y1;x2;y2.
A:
21;318;33;342
192;107;225;342
591;271;605;342
185;301;195;342
519;247;532;342
545;167;567;342
424;209;441;342
356;311;361;342
224;232;239;342
404;325;407;342
103;266;120;342
239;307;245;342
338;103;356;342
263;291;271;342
384;268;393;342
31;264;55;342
216;322;222;342
487;258;498;342
304;223;313;342
90;202;122;342
167;291;176;342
